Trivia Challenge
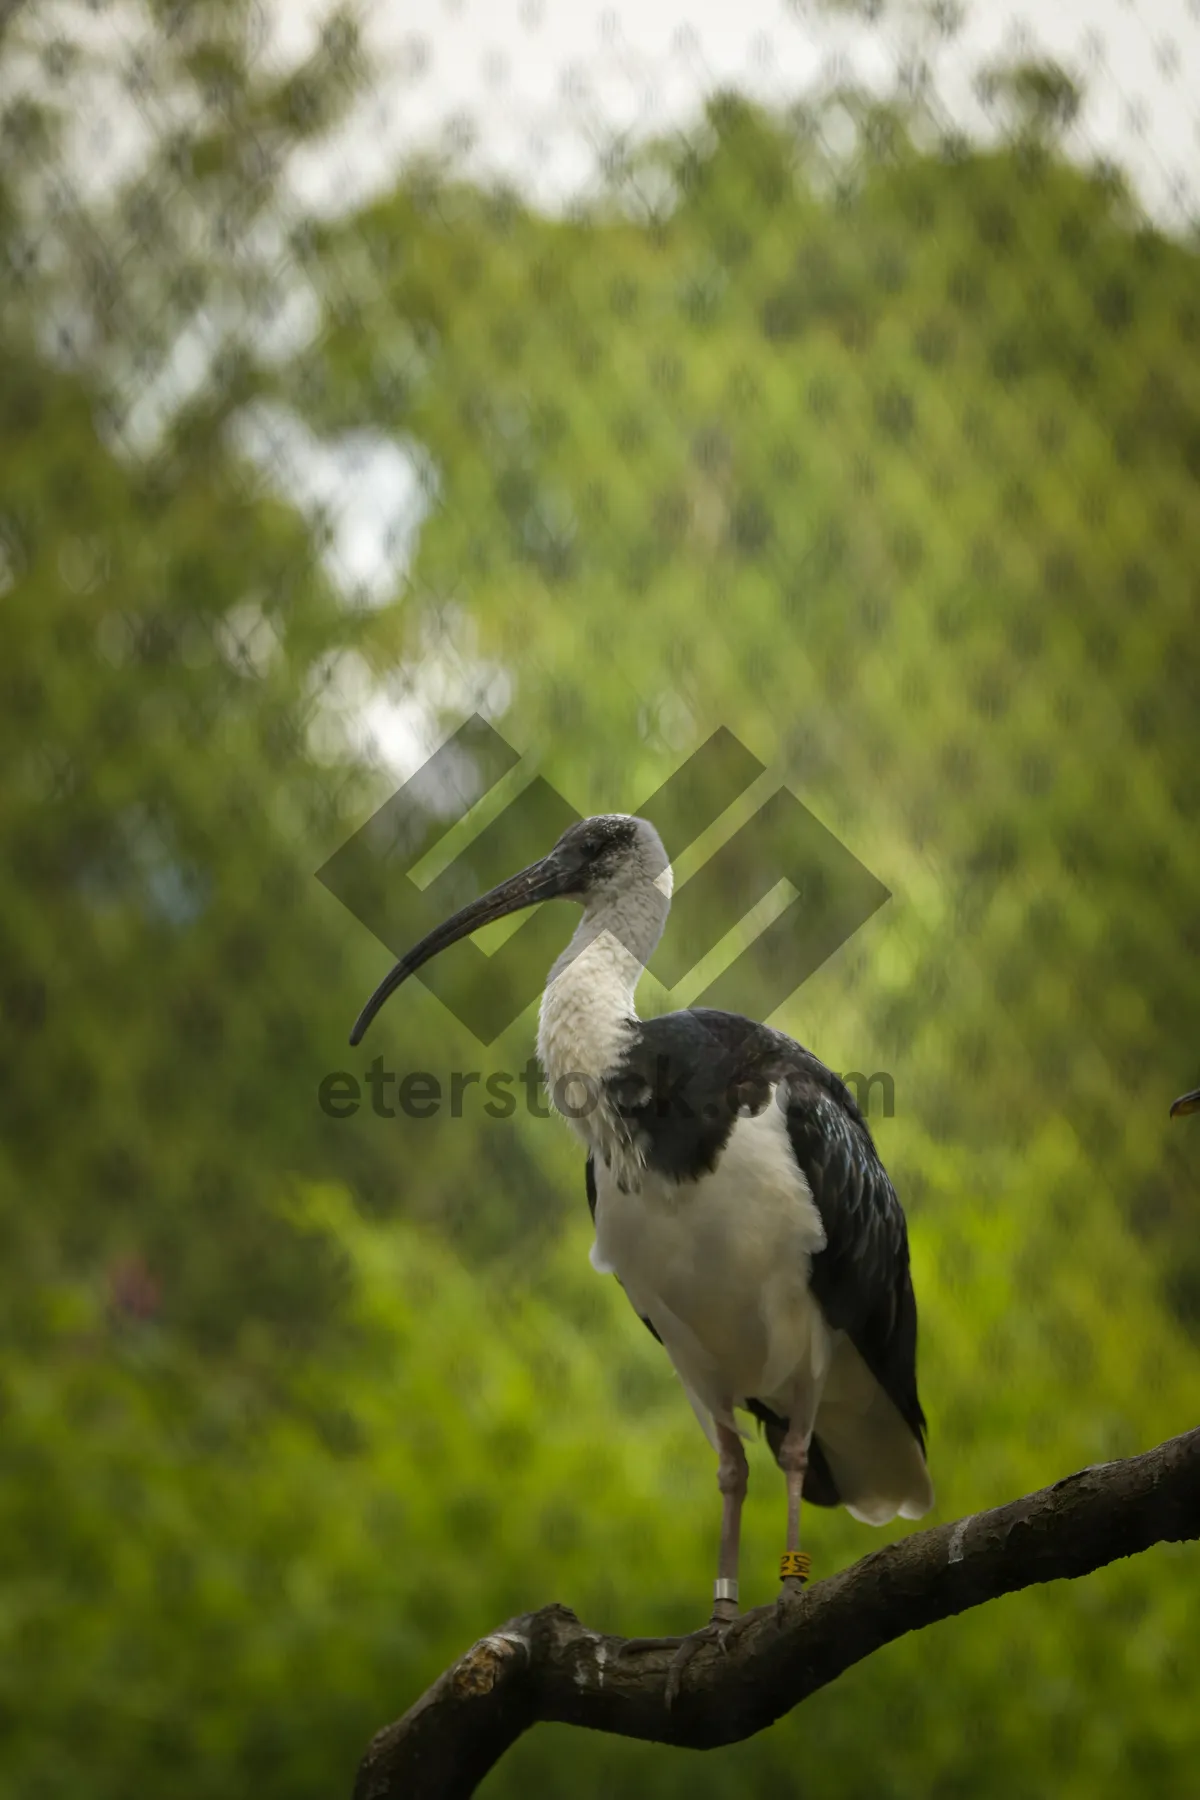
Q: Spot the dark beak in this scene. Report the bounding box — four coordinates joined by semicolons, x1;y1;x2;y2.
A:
349;854;573;1046
1170;1087;1200;1119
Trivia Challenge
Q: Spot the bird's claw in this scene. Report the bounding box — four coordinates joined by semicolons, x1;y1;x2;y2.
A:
662;1614;744;1708
616;1612;747;1705
616;1633;687;1659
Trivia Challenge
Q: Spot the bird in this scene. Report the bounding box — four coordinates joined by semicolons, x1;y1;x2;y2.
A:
350;813;933;1687
1171;1088;1200;1117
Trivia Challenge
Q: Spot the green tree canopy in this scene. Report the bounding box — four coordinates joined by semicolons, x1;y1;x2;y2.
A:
2;11;1198;1798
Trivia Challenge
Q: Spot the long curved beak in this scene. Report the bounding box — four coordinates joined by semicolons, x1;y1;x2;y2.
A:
349;854;573;1046
1170;1087;1200;1119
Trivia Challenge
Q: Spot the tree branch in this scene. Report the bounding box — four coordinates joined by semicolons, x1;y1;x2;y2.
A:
354;1425;1200;1800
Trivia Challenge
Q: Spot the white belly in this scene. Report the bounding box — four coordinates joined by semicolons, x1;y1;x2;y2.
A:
590;1094;833;1432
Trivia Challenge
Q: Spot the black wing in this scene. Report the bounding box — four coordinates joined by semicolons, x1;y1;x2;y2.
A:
785;1078;926;1450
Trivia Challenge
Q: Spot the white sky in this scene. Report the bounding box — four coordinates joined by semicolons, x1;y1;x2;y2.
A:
269;0;1200;229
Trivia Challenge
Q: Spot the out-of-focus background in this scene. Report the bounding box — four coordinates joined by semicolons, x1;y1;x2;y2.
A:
3;0;1199;1794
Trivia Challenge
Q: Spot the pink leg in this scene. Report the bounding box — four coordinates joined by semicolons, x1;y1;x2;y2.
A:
712;1422;749;1624
619;1418;750;1706
777;1420;812;1601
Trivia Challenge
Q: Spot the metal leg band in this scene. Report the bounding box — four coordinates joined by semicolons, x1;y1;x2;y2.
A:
713;1578;739;1603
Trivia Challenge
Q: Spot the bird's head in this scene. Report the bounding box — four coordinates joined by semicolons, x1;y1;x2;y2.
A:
549;813;672;904
349;813;670;1047
1170;1087;1200;1119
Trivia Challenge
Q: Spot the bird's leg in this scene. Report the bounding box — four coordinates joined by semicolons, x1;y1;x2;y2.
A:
661;1424;749;1703
776;1420;812;1611
619;1423;750;1703
711;1420;749;1626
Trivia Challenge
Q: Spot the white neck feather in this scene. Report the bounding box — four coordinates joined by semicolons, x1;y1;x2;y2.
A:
536;876;670;1163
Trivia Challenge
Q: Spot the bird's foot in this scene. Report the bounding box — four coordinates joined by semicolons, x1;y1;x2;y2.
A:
618;1603;748;1707
663;1613;745;1707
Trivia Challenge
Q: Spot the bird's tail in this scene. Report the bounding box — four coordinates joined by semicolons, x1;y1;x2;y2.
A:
813;1337;934;1525
750;1343;934;1524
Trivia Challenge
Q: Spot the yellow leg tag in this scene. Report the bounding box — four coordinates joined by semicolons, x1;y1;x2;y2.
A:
779;1550;811;1582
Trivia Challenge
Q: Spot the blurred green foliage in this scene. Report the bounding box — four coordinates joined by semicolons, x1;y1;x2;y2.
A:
1;5;1198;1798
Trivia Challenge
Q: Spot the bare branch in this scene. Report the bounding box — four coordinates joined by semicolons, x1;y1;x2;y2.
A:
354;1425;1200;1800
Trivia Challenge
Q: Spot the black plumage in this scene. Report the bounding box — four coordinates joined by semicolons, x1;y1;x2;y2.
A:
583;1007;926;1508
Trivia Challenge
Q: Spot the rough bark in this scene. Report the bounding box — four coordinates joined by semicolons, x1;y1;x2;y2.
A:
354;1425;1200;1799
